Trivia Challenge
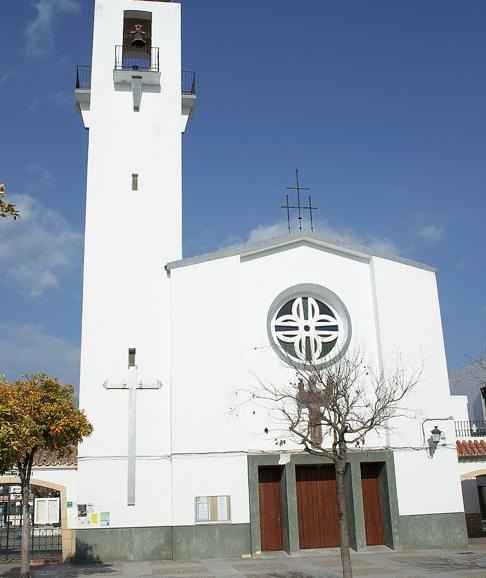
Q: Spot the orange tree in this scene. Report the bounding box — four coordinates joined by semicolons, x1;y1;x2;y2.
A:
0;183;19;220
0;374;92;578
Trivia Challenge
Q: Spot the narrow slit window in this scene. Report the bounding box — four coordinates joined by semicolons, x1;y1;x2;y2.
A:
128;348;136;367
132;174;139;191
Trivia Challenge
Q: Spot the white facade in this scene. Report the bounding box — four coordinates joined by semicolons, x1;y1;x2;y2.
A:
42;0;471;558
167;240;464;524
77;0;184;529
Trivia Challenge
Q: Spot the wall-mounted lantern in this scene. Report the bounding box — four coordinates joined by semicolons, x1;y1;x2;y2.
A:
431;425;442;445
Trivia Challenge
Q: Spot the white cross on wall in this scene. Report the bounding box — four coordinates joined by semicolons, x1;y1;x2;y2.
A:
103;351;161;506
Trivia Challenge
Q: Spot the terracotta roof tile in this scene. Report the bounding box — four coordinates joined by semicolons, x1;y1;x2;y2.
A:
32;447;77;467
457;439;486;457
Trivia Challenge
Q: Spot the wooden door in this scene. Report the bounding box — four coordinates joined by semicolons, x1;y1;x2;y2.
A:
296;465;340;549
361;462;384;546
258;467;284;551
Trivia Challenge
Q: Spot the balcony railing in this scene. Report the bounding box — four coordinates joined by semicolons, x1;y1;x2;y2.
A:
76;65;92;89
455;420;486;438
115;45;160;72
75;65;196;95
182;71;196;95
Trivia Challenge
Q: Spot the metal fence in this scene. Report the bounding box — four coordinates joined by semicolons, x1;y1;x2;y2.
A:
182;71;196;95
115;45;160;72
0;486;62;564
75;64;196;96
76;65;92;89
455;420;486;438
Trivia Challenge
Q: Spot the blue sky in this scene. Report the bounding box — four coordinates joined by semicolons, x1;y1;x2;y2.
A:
0;0;485;385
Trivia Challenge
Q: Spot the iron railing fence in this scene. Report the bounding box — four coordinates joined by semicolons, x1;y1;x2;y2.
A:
76;65;92;89
75;65;196;95
182;70;196;95
455;420;486;438
115;45;160;72
0;488;61;565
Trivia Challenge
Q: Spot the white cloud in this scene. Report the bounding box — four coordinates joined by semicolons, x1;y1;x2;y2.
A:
0;193;83;298
224;221;400;256
0;323;79;386
246;222;289;243
416;224;445;244
0;72;14;87
25;164;53;193
25;0;80;57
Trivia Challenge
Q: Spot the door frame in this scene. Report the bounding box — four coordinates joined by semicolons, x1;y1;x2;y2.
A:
258;465;285;551
0;476;74;562
248;451;401;555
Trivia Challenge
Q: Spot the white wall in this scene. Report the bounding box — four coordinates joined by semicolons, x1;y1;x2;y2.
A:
394;449;464;515
76;459;172;528
452;395;470;423
76;0;464;529
78;0;185;527
172;455;249;526
169;241;465;521
31;468;78;528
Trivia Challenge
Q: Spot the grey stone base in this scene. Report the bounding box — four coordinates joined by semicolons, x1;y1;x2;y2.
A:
75;524;251;563
399;513;469;549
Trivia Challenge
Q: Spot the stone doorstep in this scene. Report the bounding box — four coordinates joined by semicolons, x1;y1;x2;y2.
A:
149;568;209;576
232;562;290;570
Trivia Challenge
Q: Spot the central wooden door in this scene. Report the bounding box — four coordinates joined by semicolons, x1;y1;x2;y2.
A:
258;466;284;551
296;465;340;549
361;462;385;545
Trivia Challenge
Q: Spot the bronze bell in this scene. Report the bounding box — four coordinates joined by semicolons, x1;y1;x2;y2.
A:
131;26;146;48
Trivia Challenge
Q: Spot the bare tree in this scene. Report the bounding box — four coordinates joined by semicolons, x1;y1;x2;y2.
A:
253;350;420;578
467;348;486;390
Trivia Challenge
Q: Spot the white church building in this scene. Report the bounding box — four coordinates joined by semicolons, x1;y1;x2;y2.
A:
3;0;471;563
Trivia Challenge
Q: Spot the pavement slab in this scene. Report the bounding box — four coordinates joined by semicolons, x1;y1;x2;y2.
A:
2;544;486;578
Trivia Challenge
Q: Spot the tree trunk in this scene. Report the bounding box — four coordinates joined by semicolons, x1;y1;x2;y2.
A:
20;480;31;578
335;458;353;578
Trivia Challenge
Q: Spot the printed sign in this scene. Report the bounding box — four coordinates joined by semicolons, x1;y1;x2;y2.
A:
34;498;60;525
100;512;110;527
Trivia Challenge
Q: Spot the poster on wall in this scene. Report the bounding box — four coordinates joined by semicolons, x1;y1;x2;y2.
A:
195;496;231;523
77;504;88;524
100;512;110;527
196;497;209;522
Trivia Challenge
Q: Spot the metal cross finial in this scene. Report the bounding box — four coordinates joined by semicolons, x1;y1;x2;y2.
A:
281;169;318;235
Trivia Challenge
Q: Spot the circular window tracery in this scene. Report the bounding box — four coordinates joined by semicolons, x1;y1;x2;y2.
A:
268;284;351;368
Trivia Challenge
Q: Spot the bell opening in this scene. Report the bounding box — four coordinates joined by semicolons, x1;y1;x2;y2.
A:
122;14;153;69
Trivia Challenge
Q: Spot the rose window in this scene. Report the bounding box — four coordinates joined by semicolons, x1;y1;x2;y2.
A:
268;285;351;368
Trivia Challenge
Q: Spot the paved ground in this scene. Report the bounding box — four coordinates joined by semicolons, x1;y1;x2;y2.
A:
2;541;486;578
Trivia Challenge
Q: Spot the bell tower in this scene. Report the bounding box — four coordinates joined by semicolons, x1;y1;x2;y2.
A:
75;0;195;526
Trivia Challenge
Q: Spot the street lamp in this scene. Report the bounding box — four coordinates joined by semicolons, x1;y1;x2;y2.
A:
431;425;442;445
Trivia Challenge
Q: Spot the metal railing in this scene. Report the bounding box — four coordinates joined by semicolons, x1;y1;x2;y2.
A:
0;486;61;564
75;64;196;95
115;45;160;72
76;65;92;89
455;420;486;438
182;70;196;95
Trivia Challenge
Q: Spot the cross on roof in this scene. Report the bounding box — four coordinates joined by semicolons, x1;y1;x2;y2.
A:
281;169;318;235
